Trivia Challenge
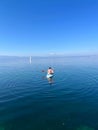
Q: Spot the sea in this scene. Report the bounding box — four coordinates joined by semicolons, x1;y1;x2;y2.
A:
0;56;98;130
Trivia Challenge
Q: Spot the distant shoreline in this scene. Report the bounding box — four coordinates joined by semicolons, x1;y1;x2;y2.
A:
0;55;98;58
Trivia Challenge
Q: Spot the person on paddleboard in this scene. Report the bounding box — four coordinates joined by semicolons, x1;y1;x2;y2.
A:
42;67;54;84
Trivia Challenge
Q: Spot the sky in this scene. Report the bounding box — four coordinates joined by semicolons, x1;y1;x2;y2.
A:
0;0;98;56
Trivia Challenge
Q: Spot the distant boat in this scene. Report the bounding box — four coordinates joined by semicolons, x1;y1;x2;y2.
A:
30;56;32;64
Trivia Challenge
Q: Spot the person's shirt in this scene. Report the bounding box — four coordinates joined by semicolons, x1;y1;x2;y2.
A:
47;69;54;74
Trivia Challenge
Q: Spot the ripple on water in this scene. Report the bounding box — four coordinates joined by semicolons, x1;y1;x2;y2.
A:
0;57;98;130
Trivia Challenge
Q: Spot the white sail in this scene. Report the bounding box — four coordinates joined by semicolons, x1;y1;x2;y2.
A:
30;56;32;64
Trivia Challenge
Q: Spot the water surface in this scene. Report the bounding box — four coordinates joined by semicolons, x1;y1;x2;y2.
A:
0;56;98;130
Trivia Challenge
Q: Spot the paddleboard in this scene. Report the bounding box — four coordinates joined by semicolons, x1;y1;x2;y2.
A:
46;74;53;78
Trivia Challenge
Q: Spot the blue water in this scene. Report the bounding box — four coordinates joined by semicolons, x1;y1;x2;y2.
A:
0;56;98;130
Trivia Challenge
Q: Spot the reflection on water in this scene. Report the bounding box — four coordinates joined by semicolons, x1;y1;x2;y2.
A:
47;77;54;85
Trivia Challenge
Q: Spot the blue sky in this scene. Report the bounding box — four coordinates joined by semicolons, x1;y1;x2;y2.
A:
0;0;98;56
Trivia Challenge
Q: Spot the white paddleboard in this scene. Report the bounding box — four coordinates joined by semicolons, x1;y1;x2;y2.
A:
46;74;53;78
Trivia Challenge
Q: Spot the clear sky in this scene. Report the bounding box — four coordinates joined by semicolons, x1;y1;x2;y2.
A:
0;0;98;56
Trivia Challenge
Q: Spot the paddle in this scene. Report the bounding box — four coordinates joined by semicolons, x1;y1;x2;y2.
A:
42;70;45;72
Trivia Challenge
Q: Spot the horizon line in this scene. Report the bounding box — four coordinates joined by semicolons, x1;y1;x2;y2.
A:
0;54;98;57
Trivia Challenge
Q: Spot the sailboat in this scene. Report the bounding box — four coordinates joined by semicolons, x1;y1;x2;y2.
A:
30;56;32;64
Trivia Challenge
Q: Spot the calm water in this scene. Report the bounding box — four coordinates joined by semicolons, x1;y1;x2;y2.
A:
0;56;98;130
